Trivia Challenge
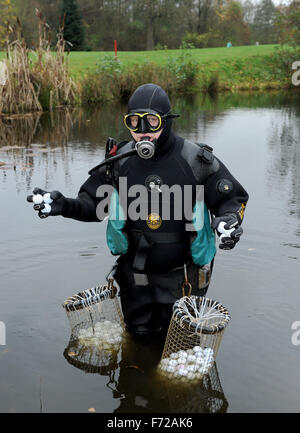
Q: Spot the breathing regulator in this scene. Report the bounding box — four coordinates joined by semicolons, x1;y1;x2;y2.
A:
135;137;157;160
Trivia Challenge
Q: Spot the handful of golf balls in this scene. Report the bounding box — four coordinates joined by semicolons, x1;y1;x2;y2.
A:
217;222;235;242
158;346;214;381
78;320;123;350
32;192;53;214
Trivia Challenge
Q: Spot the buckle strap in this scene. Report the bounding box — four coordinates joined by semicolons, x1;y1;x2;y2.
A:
130;231;185;272
132;234;151;272
130;230;185;244
197;143;214;164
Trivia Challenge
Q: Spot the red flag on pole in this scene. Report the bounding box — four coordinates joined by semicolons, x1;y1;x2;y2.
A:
114;40;118;58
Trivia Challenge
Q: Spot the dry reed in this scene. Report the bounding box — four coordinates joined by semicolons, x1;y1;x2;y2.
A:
32;9;77;110
0;11;77;116
0;20;42;115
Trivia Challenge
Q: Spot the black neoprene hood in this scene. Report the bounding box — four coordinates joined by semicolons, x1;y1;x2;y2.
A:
128;83;171;115
127;83;178;148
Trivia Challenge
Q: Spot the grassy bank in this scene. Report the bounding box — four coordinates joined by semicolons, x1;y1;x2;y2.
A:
74;44;299;103
63;44;279;78
0;44;299;113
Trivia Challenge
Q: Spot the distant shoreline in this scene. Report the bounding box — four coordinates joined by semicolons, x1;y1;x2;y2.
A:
0;44;299;113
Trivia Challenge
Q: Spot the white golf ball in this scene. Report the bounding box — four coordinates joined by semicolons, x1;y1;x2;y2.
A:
170;352;179;360
43;193;53;204
204;348;214;357
178;350;187;358
160;360;168;370
187;354;196;363
33;194;44;204
193;346;202;353
41;203;51;213
168;359;177;368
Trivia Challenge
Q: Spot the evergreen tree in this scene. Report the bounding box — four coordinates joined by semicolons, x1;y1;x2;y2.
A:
60;0;84;50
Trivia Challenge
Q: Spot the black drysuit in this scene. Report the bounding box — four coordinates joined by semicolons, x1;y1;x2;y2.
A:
60;130;249;338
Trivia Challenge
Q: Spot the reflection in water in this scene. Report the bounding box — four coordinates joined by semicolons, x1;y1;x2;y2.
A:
0;106;130;193
0;113;42;148
63;333;228;413
267;108;300;224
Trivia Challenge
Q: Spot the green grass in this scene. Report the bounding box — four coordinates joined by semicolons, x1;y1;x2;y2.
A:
0;44;281;84
62;44;279;78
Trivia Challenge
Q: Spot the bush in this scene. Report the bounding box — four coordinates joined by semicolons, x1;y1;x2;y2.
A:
168;49;199;92
154;43;168;51
200;72;220;94
80;50;201;106
182;31;223;49
96;54;122;76
80;61;177;105
268;46;300;84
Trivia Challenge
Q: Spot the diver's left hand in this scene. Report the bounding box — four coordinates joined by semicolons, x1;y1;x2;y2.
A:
211;213;243;250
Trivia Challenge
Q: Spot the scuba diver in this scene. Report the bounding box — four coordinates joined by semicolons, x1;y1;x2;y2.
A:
27;83;249;340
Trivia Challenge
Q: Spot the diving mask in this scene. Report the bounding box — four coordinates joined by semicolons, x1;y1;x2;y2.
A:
124;109;179;134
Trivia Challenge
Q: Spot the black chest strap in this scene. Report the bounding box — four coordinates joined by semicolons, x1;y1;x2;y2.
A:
129;230;185;272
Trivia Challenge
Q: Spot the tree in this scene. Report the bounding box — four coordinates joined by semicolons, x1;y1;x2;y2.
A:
195;0;214;34
217;0;250;46
60;0;85;50
275;0;300;46
0;0;15;47
253;0;277;44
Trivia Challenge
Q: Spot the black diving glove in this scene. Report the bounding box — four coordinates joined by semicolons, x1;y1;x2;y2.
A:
211;213;243;250
27;187;67;219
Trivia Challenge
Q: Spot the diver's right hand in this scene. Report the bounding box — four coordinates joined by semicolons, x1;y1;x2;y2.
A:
27;188;67;219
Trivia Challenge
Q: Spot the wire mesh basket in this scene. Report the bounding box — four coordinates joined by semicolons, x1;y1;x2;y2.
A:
63;327;120;375
158;296;231;381
62;280;126;350
163;362;228;413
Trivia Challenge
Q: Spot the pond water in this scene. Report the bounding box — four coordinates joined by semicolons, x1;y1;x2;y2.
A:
0;91;300;413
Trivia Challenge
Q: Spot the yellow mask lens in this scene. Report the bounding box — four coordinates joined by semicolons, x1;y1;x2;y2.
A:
124;112;162;132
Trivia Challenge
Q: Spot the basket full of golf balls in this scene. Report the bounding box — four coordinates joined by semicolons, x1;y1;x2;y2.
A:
62;281;126;351
158;296;231;381
63;328;119;374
